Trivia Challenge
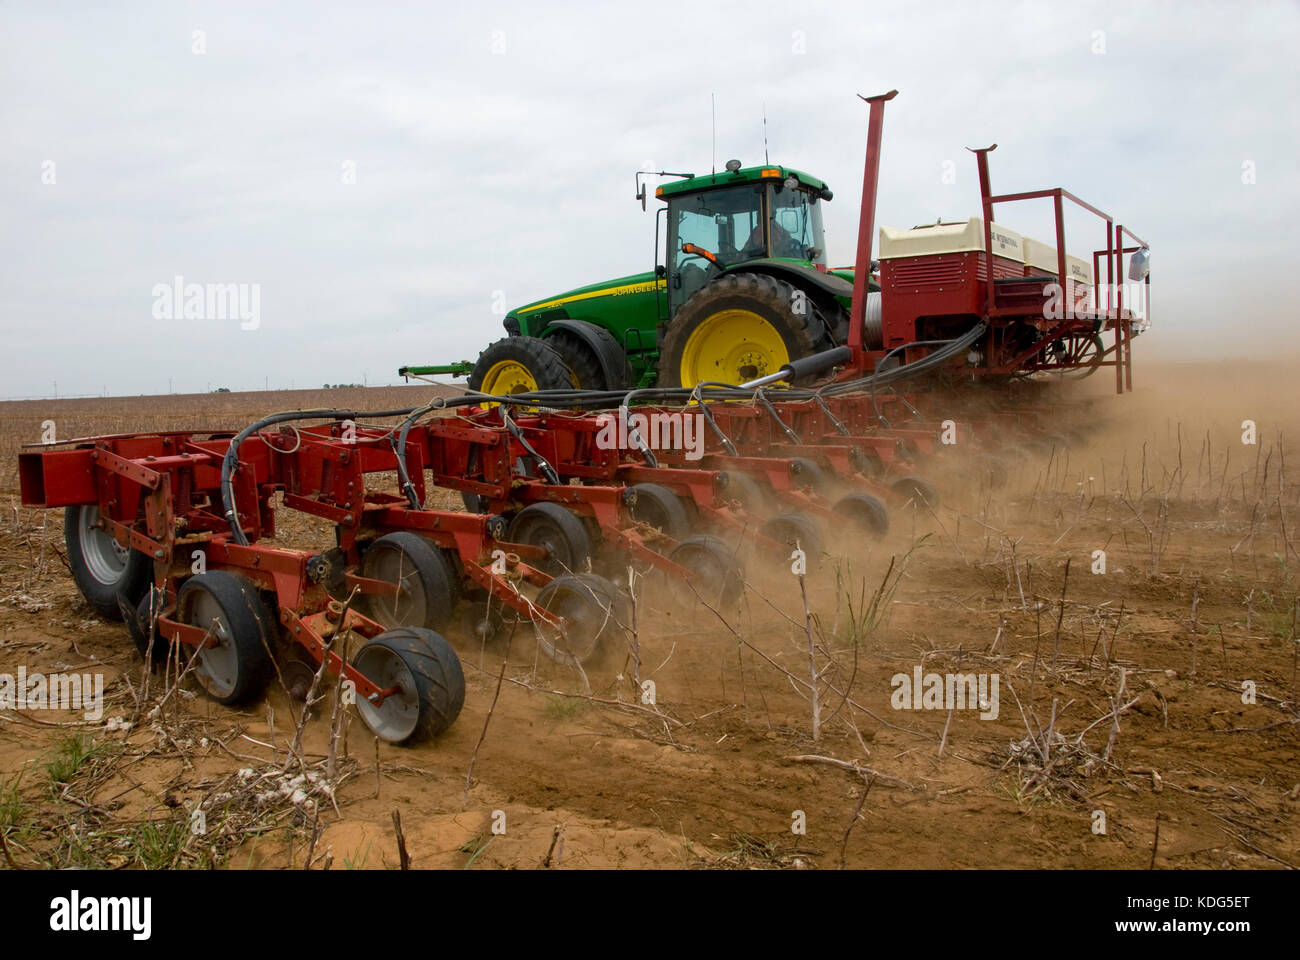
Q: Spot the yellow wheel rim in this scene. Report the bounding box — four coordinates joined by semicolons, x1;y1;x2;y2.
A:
478;360;539;409
679;309;790;388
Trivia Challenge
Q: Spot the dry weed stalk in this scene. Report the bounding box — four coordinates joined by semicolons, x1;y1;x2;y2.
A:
998;674;1141;803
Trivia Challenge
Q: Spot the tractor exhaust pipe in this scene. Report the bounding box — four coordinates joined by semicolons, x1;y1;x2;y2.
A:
847;89;898;374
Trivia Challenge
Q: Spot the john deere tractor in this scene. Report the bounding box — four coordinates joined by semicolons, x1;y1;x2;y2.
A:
466;160;864;396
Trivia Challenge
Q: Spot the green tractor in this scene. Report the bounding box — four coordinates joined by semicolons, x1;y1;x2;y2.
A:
466;160;865;396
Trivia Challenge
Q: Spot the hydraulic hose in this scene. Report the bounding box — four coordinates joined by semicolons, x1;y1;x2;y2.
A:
220;407;417;544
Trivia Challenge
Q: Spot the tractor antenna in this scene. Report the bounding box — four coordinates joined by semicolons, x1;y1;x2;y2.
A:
763;102;769;164
711;93;717;177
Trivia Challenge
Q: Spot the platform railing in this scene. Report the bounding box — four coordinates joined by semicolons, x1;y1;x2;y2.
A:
968;144;1148;393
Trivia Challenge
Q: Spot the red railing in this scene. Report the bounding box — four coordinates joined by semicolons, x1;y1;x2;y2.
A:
970;145;1148;393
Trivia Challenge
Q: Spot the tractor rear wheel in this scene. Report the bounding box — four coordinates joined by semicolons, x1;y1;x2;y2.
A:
469;337;574;399
657;273;833;388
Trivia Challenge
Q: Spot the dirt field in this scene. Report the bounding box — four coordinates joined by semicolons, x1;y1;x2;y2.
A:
1;366;1298;870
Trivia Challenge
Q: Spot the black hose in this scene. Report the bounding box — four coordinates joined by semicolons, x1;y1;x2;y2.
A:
386;322;987;508
220;407;417;544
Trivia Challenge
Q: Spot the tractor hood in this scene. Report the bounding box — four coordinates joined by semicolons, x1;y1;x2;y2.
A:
509;270;663;320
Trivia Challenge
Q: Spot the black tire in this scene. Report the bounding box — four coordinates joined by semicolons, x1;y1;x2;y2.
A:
534;573;627;666
460;599;507;649
759;512;825;558
789;457;829;494
64;504;152;621
124;587;169;664
724;471;769;513
669;535;744;605
352;627;465;744
849;446;884;480
507;502;593;576
626;483;691;539
890;475;940;508
832;493;890;538
468;337;575;396
546;328;633;392
176;571;275;706
360;532;460;632
656;273;833;388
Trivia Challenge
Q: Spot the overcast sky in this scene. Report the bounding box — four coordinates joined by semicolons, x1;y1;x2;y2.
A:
1;0;1296;398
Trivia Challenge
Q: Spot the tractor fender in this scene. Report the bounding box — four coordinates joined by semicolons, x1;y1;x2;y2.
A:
718;260;855;343
721;259;855;303
541;318;631;391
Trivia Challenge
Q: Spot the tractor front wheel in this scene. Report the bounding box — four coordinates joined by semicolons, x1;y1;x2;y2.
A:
469;337;574;400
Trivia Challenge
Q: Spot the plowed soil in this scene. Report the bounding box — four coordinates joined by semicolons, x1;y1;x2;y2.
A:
2;365;1297;870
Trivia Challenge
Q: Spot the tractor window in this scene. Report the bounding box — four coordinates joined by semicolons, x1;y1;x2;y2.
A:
670;184;765;271
768;184;827;263
666;184;765;314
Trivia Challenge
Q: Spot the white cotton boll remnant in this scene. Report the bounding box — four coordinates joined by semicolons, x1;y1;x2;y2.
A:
199;738;209;748
213;792;232;803
290;789;309;806
237;768;254;781
103;717;132;732
256;791;279;804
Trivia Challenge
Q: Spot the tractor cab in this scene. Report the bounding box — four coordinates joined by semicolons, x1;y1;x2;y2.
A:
656;163;831;316
461;161;847;396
